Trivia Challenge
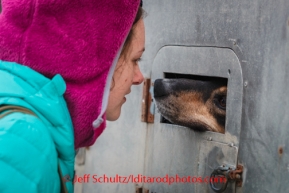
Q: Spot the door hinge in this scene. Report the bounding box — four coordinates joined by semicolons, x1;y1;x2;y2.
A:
141;78;154;123
228;164;243;187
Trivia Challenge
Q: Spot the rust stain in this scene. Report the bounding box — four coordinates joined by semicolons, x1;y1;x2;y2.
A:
278;146;283;156
228;165;243;187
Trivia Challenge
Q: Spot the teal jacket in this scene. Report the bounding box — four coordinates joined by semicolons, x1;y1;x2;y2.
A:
0;60;75;193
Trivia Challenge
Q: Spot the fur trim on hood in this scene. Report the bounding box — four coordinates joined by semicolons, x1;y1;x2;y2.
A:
0;0;140;148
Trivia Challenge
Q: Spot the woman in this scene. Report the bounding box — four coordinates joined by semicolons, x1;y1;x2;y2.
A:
0;0;144;192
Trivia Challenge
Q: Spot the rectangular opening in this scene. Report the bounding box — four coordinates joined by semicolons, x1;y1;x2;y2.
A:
155;72;228;134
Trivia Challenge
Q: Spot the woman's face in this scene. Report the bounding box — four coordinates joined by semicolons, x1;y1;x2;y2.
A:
106;19;145;121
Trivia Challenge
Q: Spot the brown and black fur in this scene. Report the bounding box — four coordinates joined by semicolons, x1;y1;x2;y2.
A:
153;78;227;133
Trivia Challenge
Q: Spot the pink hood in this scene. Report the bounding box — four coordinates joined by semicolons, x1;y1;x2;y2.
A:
0;0;140;149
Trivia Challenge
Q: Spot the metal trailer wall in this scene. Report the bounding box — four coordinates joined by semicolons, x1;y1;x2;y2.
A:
82;0;289;193
142;0;289;192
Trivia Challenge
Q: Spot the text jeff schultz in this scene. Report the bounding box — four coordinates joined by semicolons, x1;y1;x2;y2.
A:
74;174;226;185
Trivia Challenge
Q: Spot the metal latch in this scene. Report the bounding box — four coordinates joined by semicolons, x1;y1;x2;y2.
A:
141;78;154;123
209;164;243;193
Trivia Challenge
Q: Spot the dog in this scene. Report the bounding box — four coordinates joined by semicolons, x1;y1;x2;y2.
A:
153;77;227;133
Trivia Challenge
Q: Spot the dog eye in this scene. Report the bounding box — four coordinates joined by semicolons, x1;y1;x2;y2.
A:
218;96;226;108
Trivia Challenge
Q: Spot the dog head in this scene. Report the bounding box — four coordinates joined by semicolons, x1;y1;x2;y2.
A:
153;78;227;133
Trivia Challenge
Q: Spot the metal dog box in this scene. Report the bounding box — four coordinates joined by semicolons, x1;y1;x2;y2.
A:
80;0;289;192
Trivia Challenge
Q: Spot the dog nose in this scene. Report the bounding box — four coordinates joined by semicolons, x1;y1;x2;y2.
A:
154;79;170;97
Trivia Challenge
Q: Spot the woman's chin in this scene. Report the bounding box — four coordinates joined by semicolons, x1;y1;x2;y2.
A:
106;109;121;121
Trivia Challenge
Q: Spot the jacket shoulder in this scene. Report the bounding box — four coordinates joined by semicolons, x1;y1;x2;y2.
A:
0;112;60;192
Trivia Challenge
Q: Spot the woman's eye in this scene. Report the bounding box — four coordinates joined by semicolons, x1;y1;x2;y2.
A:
134;58;142;64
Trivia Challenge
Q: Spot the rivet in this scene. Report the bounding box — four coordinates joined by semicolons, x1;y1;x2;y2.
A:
244;81;248;87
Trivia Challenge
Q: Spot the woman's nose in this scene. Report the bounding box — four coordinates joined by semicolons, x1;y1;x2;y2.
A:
133;65;144;85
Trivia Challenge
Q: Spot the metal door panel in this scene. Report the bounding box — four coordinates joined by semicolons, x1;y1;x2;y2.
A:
145;124;200;192
198;141;238;193
144;46;242;192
